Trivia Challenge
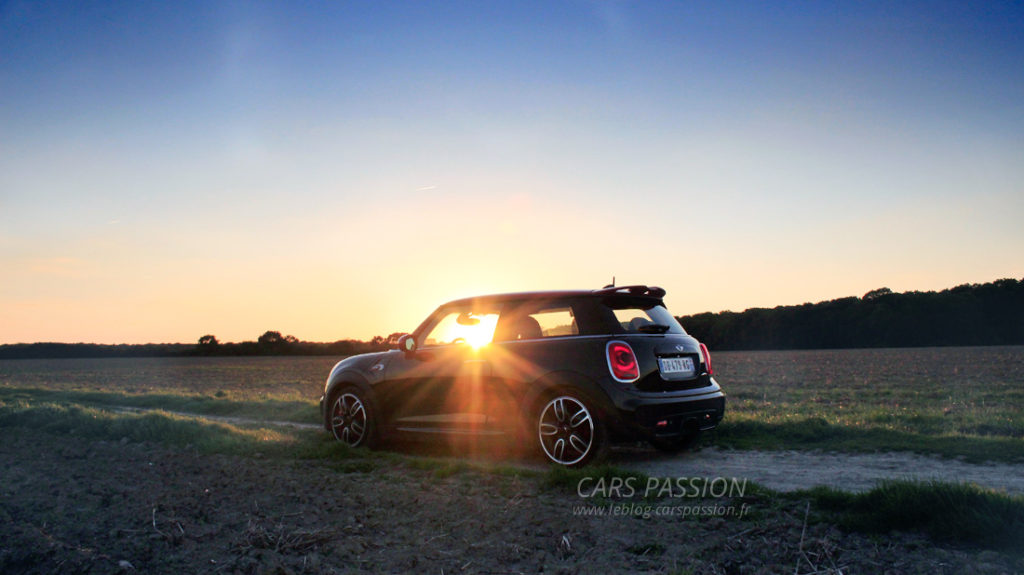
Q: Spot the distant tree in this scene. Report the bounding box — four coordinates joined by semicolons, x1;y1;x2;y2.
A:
863;287;894;300
284;334;299;344
198;334;219;346
258;331;284;345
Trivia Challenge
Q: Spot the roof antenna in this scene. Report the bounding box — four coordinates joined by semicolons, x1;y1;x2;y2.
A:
603;276;616;289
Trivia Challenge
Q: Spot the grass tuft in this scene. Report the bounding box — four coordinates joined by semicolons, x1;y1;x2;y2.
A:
0;401;298;456
805;480;1024;552
0;386;318;425
626;542;666;556
405;457;472;477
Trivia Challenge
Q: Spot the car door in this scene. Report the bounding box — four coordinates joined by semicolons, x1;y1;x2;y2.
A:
380;307;500;433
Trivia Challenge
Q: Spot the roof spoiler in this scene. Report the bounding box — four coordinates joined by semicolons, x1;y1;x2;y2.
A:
593;285;666;298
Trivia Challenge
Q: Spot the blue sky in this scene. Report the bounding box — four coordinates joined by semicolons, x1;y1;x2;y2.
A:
1;1;1022;343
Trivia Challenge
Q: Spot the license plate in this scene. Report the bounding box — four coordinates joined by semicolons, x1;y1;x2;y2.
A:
659;356;695;377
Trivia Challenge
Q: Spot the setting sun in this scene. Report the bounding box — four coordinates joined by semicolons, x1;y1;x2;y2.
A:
462;315;499;349
423;311;499;349
454;314;499;349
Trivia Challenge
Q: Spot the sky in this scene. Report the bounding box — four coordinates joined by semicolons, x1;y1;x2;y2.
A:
1;1;1022;344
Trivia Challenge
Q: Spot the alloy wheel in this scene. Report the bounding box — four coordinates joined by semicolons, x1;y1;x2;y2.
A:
538;395;595;466
331;392;368;446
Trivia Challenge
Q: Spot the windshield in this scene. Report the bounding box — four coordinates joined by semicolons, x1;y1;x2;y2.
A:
422;307;501;348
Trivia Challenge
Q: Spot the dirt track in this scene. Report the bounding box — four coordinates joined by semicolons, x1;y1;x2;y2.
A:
611;445;1024;495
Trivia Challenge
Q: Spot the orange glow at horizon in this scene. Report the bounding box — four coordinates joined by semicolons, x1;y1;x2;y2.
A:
1;189;1021;345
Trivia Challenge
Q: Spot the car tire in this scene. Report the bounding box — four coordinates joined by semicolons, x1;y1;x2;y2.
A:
327;386;379;449
535;391;607;467
649;431;700;453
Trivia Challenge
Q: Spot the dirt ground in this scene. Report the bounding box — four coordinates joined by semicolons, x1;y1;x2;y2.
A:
2;428;1022;575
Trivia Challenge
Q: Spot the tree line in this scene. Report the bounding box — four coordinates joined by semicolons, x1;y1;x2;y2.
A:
2;278;1022;358
0;331;402;360
188;331;406;357
677;278;1024;350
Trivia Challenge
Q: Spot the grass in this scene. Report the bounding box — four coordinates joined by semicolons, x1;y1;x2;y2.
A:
1;347;1022;463
0;395;534;479
625;542;666;556
712;346;1024;462
405;456;473;477
0;356;328;431
0;386;319;424
299;431;536;479
0;400;301;456
0;355;335;402
543;463;651;492
801;480;1024;553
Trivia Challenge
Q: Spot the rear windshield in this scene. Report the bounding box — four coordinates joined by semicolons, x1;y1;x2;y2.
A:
603;297;686;335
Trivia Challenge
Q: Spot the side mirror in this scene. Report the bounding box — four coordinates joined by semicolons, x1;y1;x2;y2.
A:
397;334;417;356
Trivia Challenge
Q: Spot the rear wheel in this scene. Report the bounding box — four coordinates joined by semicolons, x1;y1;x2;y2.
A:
536;392;606;467
328;386;378;448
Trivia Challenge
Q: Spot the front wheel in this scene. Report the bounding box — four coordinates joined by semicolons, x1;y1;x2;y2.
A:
536;393;606;467
328;386;379;448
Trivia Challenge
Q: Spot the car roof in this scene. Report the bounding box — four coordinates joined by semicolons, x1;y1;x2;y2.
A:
441;285;666;307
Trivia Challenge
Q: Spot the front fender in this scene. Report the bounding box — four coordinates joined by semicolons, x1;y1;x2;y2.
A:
321;352;394;429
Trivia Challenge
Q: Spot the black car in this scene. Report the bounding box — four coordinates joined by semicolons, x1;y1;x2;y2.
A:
320;285;725;467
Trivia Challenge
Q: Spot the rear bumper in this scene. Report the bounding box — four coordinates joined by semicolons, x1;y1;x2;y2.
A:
634;394;725;437
609;390;726;440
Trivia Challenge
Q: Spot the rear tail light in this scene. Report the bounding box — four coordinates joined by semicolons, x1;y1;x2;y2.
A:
699;342;714;376
606;341;639;382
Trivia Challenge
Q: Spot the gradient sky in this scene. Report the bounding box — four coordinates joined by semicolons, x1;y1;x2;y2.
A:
2;1;1022;344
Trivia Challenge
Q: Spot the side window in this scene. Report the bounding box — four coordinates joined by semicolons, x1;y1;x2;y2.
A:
532;308;579;337
496;305;579;341
422;308;500;348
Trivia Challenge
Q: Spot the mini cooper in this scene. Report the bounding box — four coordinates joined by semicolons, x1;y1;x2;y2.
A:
320;285;725;467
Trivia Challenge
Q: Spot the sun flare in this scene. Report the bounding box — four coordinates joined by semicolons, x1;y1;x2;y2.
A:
460;315;498;349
